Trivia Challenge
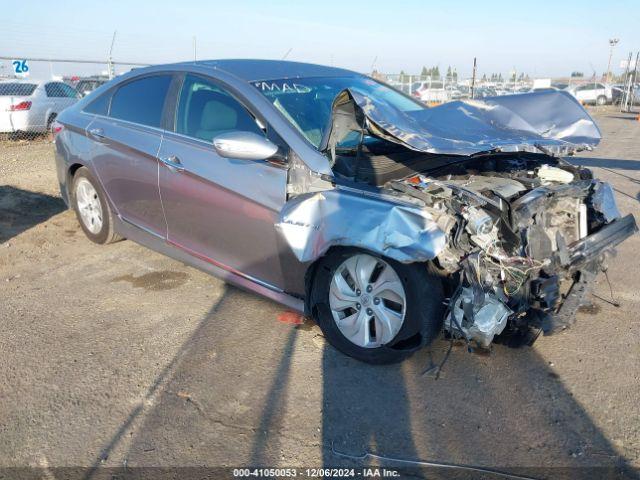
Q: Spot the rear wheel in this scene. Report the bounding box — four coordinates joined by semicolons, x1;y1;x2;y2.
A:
596;95;607;106
310;249;444;364
71;167;121;244
46;113;57;130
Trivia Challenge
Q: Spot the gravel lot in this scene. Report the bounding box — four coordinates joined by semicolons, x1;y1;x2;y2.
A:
1;110;639;479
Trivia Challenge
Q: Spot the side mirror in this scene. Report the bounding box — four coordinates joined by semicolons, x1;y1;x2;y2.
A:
213;131;279;161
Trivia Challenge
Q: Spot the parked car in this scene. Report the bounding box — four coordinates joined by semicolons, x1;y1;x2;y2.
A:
473;86;497;98
566;82;613;105
411;80;449;103
0;79;79;134
53;60;636;364
74;78;107;97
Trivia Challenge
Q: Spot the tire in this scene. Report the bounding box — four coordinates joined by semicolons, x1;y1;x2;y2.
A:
46;113;57;130
71;167;122;244
309;248;444;364
596;95;607;106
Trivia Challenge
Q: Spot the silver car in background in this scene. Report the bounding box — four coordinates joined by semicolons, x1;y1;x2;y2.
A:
565;82;614;105
0;79;79;134
53;60;636;364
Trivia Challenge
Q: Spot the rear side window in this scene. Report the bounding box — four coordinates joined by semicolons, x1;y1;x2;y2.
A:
45;82;77;98
110;75;172;128
0;83;37;96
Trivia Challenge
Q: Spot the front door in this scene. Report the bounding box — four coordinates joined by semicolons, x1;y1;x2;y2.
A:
158;74;289;287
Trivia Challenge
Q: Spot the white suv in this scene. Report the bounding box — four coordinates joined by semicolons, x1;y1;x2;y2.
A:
566;82;613;106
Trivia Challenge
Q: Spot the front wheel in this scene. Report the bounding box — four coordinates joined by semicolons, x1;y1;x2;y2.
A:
309;249;444;364
596;95;607;106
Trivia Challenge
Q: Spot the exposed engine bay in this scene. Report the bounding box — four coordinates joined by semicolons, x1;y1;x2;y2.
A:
330;146;636;347
277;88;637;350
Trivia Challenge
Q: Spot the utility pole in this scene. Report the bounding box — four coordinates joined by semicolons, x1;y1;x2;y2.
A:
281;48;292;60
193;36;197;62
107;30;117;79
471;57;477;99
606;38;619;83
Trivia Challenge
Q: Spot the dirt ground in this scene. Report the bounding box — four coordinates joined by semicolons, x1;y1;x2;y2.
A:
1;110;639;479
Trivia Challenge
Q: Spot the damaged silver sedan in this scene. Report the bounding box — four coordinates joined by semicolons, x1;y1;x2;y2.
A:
54;60;637;364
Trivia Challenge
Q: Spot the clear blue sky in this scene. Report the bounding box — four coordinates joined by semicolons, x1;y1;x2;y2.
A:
2;0;640;78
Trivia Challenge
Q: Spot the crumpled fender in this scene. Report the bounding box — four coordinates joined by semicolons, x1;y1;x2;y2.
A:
276;189;446;263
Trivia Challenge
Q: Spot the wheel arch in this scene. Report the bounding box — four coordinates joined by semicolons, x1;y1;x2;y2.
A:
67;162;86;195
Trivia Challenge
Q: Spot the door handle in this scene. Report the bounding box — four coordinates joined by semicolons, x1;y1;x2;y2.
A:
88;127;106;141
159;155;185;173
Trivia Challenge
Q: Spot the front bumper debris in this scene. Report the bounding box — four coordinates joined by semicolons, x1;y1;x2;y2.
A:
567;214;637;268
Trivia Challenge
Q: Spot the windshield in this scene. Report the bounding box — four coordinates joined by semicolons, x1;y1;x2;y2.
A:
254;76;424;148
0;83;37;96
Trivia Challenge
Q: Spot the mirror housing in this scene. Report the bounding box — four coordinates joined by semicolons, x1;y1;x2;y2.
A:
213;131;279;161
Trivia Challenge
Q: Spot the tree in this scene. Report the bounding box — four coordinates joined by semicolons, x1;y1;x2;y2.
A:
452;68;458;82
432;66;440;79
446;66;453;82
481;73;487;82
421;66;428;80
571;71;584;78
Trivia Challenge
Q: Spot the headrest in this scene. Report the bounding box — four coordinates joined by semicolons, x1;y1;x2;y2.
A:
200;100;238;131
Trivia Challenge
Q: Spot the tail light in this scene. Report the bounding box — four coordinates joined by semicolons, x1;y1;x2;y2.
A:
8;101;32;111
51;121;64;139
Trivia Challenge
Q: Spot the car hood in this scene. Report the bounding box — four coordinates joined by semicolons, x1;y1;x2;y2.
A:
320;89;601;157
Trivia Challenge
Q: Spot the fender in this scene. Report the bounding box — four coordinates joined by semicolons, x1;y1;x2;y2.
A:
276;188;446;264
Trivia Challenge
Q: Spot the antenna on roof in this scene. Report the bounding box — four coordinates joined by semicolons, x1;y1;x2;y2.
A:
282;48;292;60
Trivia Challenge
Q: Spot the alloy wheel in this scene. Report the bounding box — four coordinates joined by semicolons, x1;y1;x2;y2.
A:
328;253;406;348
75;177;103;234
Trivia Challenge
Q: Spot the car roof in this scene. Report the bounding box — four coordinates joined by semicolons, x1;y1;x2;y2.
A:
171;59;359;82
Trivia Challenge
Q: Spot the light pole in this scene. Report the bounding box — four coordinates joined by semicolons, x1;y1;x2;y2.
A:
606;38;619;83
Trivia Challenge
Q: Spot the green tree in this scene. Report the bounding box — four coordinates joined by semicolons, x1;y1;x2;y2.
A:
421;66;428;80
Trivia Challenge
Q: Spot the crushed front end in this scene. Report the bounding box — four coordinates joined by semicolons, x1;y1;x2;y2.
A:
387;153;637;347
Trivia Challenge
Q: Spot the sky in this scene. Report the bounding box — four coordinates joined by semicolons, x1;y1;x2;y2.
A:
2;0;640;80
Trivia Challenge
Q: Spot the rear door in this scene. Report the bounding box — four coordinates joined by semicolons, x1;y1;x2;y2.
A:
86;74;173;236
157;73;289;287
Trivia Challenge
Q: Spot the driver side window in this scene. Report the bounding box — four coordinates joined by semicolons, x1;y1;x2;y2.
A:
175;74;264;142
